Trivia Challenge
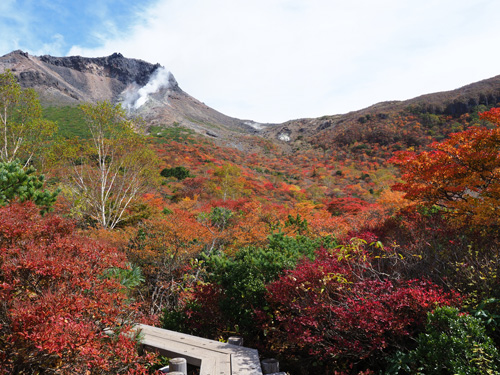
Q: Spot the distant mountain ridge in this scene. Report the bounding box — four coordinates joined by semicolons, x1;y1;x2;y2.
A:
262;73;500;150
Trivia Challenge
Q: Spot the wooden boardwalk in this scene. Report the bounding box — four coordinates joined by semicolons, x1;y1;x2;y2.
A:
136;324;263;375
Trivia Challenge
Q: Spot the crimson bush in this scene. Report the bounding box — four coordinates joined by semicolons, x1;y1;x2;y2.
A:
0;202;152;374
257;247;459;373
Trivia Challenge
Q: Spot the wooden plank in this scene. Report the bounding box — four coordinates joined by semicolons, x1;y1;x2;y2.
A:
229;345;262;375
136;324;263;375
140;331;227;374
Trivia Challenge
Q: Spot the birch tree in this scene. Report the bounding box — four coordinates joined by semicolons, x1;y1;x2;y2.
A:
69;101;158;229
0;70;56;166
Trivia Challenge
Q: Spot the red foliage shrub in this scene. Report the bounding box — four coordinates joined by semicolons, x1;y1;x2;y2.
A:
0;202;152;374
170;283;228;337
327;196;375;216
346;230;379;244
206;197;252;212
257;247;459;372
176;176;208;199
374;205;472;280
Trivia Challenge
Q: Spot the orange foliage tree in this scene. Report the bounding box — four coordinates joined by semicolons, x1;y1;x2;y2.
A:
391;107;500;228
127;208;211;315
198;199;271;255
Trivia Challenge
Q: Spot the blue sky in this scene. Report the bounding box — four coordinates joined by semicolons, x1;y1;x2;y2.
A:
2;0;500;123
0;0;156;55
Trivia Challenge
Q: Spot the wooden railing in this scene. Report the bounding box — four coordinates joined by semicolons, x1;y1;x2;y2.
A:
136;324;263;375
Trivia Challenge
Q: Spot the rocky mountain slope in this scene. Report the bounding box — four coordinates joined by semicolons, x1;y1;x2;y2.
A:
262;74;500;151
0;50;262;150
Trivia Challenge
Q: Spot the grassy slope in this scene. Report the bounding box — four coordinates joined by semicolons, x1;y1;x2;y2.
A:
43;106;90;139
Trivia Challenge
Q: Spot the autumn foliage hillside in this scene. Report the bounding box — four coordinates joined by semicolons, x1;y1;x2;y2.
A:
4;66;500;374
137;106;500;374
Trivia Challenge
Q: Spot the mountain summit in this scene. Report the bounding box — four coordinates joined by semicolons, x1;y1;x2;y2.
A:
0;50;162;104
0;50;260;148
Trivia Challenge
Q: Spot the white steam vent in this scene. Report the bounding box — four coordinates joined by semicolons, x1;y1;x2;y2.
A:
277;129;291;142
122;67;173;111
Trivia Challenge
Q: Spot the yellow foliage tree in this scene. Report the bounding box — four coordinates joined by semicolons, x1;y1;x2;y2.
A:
66;102;158;229
0;70;56;166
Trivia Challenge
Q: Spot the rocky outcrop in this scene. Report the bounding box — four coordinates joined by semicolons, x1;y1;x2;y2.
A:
39;53;163;86
0;50;180;104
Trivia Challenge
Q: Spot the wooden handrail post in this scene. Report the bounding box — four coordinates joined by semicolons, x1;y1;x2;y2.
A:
170;357;187;375
228;336;244;346
261;358;279;374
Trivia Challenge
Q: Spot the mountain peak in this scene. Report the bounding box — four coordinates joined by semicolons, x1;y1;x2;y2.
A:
0;51;257;150
9;50;30;57
0;51;183;106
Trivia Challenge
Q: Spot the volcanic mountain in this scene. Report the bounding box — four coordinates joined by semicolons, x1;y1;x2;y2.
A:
3;50;500;154
0;50;263;149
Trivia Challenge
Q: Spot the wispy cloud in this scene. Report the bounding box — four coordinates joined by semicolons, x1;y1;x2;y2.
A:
0;1;32;53
0;0;157;57
34;34;66;56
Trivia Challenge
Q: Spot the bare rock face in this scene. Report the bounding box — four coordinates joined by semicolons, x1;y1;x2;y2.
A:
38;52;164;87
0;50;170;104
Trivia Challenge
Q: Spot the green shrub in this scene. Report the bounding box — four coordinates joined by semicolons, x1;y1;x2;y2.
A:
100;263;145;289
160;166;191;180
202;232;337;334
43;106;90;139
150;124;196;143
0;160;59;213
386;306;500;375
163;232;337;340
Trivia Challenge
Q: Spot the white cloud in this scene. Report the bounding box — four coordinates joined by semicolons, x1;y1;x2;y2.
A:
63;0;500;122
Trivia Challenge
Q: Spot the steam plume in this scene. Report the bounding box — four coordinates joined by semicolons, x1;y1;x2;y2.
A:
122;67;173;111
